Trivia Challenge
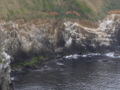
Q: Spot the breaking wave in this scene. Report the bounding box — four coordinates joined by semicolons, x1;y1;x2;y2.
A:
104;52;120;58
64;53;101;59
64;52;120;59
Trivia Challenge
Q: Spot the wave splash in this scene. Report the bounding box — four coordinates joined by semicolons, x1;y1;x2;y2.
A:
105;52;120;58
64;52;120;59
64;53;101;59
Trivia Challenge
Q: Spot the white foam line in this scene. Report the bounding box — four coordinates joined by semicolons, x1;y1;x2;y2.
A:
56;62;64;66
104;52;120;58
64;53;101;59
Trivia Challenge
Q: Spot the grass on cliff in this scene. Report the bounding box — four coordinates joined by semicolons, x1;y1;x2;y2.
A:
0;58;2;63
0;0;120;21
10;55;58;68
11;55;45;68
0;47;2;63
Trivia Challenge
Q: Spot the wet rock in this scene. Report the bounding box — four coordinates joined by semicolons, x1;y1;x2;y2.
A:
114;51;120;56
102;60;108;62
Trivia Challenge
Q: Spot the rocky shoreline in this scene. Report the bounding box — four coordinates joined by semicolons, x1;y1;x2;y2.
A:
1;14;120;89
0;14;120;63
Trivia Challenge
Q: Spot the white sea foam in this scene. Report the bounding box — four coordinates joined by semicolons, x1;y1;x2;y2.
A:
64;54;81;59
10;77;15;81
56;62;64;66
104;52;120;58
104;52;115;57
87;53;101;56
81;55;87;57
34;65;53;72
64;51;120;59
64;53;101;59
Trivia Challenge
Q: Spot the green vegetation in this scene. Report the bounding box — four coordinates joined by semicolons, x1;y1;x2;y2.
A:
39;56;44;59
0;58;2;63
0;48;1;51
0;47;2;63
11;58;38;68
53;55;57;58
11;55;45;68
102;0;120;13
11;54;59;68
71;0;92;14
21;58;38;66
0;0;120;21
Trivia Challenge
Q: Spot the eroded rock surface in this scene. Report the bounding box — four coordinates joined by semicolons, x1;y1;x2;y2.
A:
0;14;120;63
0;50;13;90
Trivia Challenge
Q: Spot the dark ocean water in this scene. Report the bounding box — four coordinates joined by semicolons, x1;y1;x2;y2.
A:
11;52;120;90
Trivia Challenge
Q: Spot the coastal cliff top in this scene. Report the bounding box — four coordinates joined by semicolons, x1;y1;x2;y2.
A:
0;0;120;21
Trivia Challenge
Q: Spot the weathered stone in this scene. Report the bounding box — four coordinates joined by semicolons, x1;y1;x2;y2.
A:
0;51;13;90
1;14;120;89
0;14;120;64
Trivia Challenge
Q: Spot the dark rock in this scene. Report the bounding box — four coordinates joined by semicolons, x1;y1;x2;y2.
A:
114;51;120;56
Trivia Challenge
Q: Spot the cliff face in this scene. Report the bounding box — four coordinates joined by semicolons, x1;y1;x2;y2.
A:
0;14;120;89
0;14;120;64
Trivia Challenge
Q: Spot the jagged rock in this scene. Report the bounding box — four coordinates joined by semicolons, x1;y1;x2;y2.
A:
0;14;120;64
0;51;13;90
0;14;120;89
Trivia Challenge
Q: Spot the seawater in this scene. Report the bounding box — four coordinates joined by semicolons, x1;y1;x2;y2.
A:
11;52;120;90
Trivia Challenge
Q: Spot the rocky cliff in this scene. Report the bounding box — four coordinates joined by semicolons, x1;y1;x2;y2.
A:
0;14;120;64
0;14;120;90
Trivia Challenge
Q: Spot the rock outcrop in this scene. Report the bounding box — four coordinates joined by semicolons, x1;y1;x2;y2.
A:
0;14;120;63
1;14;120;89
0;50;13;90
